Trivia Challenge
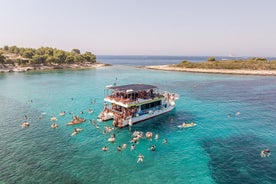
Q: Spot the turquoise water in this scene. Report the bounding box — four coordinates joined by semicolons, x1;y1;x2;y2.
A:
0;66;275;184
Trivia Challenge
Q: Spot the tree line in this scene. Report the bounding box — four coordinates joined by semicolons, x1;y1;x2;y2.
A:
0;46;96;66
177;57;276;70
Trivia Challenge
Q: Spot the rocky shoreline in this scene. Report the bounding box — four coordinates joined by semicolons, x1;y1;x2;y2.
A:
144;65;276;76
0;63;109;73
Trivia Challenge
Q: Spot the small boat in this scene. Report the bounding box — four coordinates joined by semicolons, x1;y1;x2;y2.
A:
178;122;196;128
21;122;30;128
66;117;86;126
51;123;58;129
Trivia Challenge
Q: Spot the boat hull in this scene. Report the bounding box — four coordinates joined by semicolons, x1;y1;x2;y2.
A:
119;105;175;128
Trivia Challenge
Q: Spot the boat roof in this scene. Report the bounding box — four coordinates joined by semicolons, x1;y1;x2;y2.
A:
107;84;157;92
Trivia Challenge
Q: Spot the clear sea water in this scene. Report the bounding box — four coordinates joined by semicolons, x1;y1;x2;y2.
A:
0;57;276;183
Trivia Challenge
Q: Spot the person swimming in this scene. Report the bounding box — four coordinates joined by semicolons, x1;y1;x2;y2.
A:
130;144;135;151
108;136;116;143
137;154;144;163
71;128;83;136
59;111;65;116
155;133;159;140
117;145;122;152
51;123;58;129
163;139;168;144
146;132;153;139
50;116;57;121
102;146;108;152
21;122;30;128
90;119;96;125
150;145;156;151
261;149;271;157
122;144;127;149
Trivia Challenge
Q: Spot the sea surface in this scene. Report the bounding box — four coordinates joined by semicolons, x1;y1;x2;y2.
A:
0;57;276;184
97;55;276;66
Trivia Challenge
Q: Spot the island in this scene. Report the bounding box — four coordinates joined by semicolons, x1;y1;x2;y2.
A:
144;57;276;76
0;46;108;73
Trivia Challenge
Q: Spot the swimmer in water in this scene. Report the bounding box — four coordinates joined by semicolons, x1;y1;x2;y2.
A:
261;149;271;157
163;139;168;144
71;128;82;136
122;144;127;149
90;119;96;125
155;133;159;140
102;146;108;152
130;144;135;151
117;145;122;152
21;122;30;128
137;154;144;163
150;145;156;151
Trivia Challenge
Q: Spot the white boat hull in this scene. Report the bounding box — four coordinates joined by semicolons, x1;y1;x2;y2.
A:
119;105;175;128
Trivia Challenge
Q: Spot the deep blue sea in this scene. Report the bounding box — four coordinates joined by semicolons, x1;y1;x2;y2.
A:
0;56;276;184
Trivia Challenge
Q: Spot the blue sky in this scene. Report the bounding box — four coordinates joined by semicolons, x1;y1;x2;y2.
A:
1;0;275;56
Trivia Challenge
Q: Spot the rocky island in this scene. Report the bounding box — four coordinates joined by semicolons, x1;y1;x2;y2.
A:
145;57;276;76
0;46;107;73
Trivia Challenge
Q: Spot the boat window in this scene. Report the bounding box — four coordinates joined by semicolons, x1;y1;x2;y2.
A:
141;100;161;110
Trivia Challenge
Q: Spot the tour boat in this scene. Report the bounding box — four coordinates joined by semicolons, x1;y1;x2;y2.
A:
98;84;178;128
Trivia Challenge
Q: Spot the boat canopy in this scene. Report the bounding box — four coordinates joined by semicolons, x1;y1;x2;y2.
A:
107;84;157;92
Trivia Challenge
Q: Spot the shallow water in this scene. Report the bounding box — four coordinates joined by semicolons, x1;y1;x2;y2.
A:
0;66;275;184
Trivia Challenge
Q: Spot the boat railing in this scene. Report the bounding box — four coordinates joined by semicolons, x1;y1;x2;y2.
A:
105;93;167;107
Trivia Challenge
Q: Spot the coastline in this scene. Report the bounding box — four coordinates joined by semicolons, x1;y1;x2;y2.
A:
0;63;110;73
144;65;276;76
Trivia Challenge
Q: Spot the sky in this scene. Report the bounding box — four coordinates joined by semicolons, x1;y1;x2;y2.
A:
1;0;276;57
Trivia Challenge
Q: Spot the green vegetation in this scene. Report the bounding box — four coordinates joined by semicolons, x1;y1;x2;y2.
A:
207;57;216;61
0;53;6;65
177;57;276;70
0;45;96;66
